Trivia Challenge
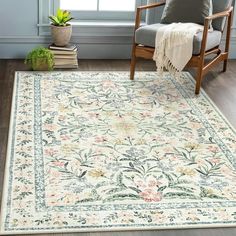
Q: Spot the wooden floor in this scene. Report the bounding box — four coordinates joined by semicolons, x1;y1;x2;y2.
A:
0;59;236;236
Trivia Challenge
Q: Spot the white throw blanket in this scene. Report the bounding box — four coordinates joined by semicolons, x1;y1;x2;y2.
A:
153;23;204;77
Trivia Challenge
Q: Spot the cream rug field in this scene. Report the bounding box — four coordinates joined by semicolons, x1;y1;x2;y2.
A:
0;71;236;234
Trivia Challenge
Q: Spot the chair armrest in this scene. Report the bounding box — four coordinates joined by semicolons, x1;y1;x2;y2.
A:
134;1;166;30
199;6;234;56
137;2;166;11
205;6;233;21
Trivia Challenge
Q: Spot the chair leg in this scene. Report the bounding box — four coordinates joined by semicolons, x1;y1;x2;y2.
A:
223;58;228;72
195;67;204;95
130;45;137;80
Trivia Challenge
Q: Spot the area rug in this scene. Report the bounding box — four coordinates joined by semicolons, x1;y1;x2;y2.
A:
1;71;236;234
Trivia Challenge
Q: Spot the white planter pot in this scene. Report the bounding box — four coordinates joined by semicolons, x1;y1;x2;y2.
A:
51;24;72;46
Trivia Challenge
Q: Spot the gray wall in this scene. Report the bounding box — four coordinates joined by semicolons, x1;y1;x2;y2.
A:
0;0;38;36
0;0;236;59
0;0;41;58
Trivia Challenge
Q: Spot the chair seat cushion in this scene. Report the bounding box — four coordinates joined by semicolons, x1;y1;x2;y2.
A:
135;23;222;55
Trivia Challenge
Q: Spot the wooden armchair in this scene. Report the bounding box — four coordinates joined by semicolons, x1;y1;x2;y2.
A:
130;1;234;94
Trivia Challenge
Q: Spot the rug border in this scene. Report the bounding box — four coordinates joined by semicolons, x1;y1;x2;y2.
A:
0;71;236;235
1;223;236;235
184;72;236;134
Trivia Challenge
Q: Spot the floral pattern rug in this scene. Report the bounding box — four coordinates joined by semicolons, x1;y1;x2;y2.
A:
1;71;236;234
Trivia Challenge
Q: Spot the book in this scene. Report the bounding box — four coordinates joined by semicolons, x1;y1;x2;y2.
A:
54;56;77;61
49;44;77;51
53;54;78;59
54;60;78;66
54;65;78;69
50;49;77;55
49;44;79;69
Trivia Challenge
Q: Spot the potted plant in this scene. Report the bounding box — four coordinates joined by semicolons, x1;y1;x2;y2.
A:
49;9;74;46
25;47;54;71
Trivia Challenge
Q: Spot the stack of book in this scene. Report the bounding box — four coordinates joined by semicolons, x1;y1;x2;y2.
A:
49;44;78;69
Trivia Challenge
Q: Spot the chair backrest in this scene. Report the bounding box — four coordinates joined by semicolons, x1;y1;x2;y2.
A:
212;0;233;31
146;0;233;31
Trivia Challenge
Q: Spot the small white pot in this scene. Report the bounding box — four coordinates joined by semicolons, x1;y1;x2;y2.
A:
51;24;72;46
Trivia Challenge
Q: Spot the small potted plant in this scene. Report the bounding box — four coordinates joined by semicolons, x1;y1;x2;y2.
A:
49;9;74;46
25;47;54;71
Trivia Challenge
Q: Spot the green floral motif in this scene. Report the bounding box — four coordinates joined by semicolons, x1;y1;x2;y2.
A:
1;72;236;234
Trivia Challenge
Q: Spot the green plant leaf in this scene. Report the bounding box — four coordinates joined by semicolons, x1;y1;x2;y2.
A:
64;17;73;23
49;8;73;26
57;9;63;22
63;10;69;18
25;47;54;71
49;16;60;25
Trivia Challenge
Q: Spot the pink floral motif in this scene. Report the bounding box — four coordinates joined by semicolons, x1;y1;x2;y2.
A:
134;176;161;188
102;80;117;89
134;176;162;202
52;161;65;167
208;158;221;164
139;189;163;202
45;148;58;157
208;145;219;153
60;135;70;141
47;168;62;179
148;179;159;188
